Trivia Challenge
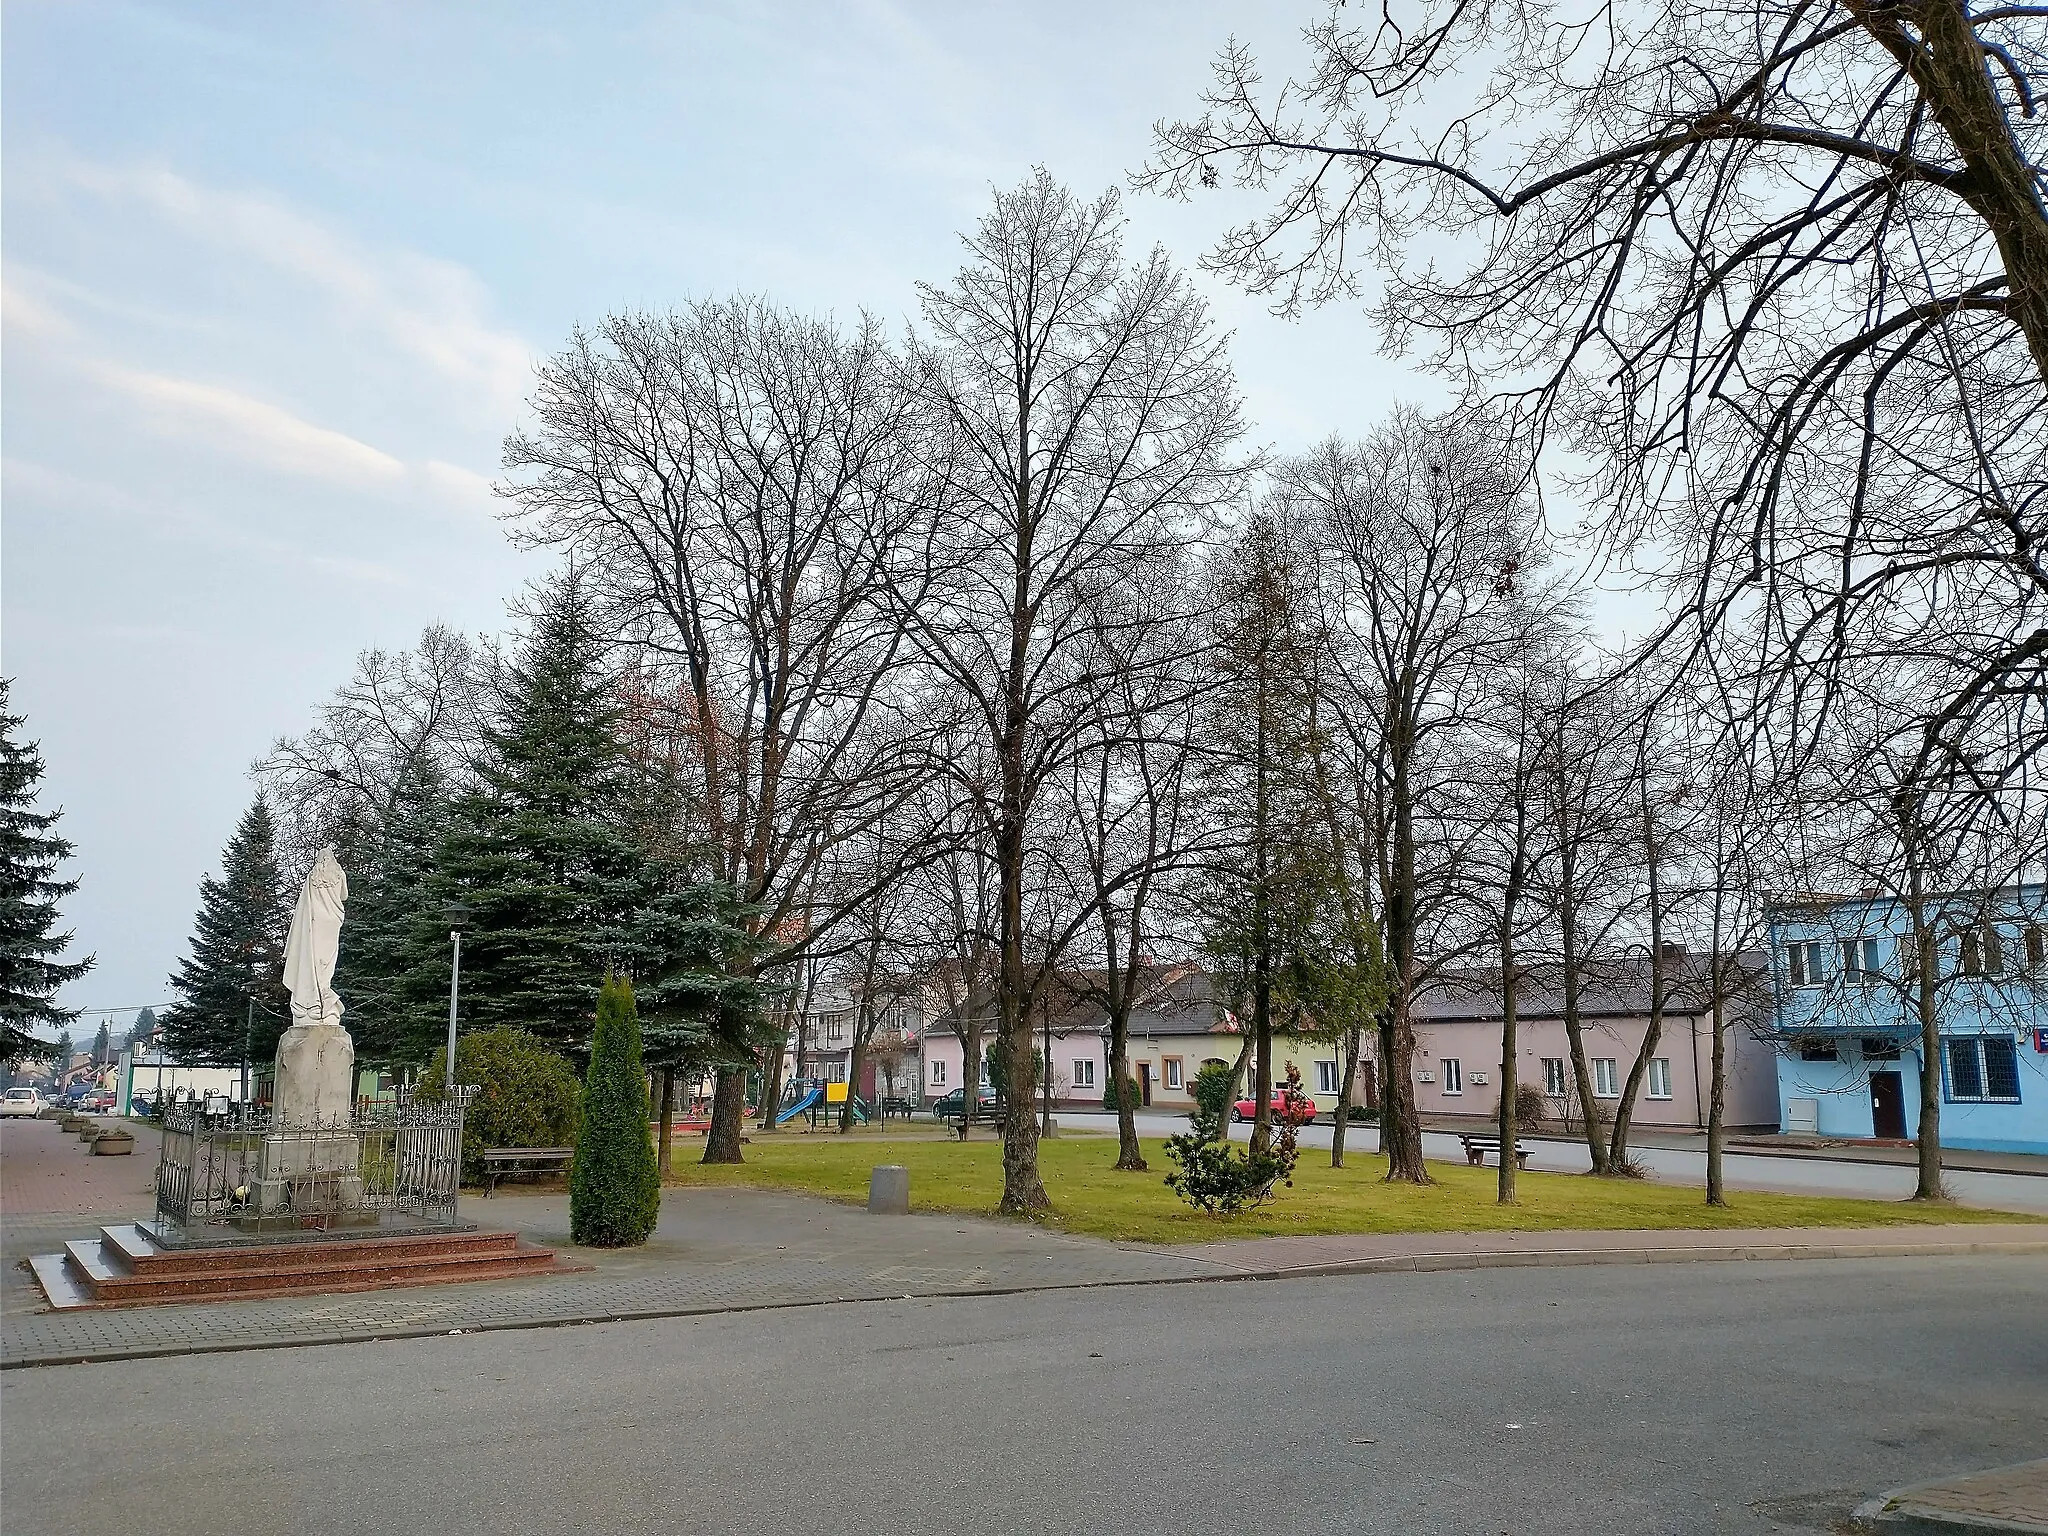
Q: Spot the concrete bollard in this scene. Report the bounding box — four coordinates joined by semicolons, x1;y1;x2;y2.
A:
867;1164;910;1215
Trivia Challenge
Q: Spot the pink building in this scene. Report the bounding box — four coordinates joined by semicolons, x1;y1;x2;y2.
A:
1409;956;1778;1131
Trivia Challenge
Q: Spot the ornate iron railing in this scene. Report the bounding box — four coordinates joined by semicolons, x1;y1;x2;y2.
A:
154;1089;474;1238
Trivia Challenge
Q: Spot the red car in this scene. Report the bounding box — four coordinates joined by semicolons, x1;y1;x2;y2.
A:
1232;1089;1318;1126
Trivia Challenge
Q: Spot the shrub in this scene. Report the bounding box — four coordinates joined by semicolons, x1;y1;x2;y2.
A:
1513;1081;1549;1127
1100;1074;1144;1114
1188;1061;1237;1129
1346;1103;1377;1123
1163;1062;1302;1214
570;975;660;1247
420;1025;581;1183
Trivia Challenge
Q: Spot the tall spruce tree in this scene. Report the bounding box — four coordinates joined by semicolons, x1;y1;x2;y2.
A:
93;1020;112;1065
0;679;94;1063
334;756;453;1065
428;574;651;1056
126;1007;157;1051
161;798;290;1067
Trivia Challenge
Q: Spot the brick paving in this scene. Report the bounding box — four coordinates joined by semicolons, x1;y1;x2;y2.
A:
1870;1457;2048;1532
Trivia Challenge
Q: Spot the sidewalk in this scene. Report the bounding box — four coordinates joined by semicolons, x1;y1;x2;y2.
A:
8;1183;2044;1367
1857;1457;2048;1534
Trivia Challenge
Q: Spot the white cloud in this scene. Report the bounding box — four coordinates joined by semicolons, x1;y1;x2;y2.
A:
94;363;406;485
54;156;531;416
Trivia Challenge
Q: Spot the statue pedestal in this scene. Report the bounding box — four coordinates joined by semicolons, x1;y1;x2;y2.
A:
250;1131;365;1218
254;1019;364;1220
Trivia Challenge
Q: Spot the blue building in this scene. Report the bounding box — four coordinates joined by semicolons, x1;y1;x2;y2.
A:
1766;884;2048;1154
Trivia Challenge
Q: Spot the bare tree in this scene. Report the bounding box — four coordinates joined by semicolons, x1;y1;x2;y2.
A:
1144;0;2048;865
896;170;1249;1214
1294;413;1535;1182
256;625;491;871
504;298;931;1162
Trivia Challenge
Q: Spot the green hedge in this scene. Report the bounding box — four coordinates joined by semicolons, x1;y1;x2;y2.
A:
419;1025;581;1182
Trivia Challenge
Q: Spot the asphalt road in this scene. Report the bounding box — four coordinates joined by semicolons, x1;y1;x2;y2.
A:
5;1256;2042;1535
1101;1111;2048;1214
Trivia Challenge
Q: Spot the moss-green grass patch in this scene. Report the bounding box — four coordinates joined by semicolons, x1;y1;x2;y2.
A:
665;1134;2035;1244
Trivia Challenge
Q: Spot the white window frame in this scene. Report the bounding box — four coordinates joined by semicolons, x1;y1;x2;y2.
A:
1315;1059;1341;1095
1162;1058;1182;1090
1786;941;1826;988
1840;937;1881;983
1592;1058;1619;1099
929;1059;946;1087
1441;1057;1463;1095
1072;1058;1095;1089
1541;1057;1568;1098
825;1019;846;1046
1647;1058;1672;1099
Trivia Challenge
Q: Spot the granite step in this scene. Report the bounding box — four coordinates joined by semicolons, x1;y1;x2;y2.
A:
119;1228;526;1277
31;1227;565;1309
83;1245;561;1304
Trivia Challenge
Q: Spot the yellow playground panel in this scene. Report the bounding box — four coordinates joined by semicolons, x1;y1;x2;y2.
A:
824;1081;850;1104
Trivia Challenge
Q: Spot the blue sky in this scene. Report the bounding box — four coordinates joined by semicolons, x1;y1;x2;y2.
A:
5;2;1440;1024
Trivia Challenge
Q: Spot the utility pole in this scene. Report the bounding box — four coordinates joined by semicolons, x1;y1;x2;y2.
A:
242;997;254;1113
445;928;464;1088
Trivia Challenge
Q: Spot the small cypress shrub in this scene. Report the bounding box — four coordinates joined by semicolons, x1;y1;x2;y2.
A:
570;975;660;1247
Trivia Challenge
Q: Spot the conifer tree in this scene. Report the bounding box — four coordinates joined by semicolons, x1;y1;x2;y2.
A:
334;756;453;1065
93;1020;112;1065
428;574;651;1056
161;798;290;1066
0;680;94;1063
126;1007;157;1052
570;974;660;1247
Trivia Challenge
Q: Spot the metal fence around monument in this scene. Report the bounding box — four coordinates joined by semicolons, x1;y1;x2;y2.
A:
154;1089;472;1238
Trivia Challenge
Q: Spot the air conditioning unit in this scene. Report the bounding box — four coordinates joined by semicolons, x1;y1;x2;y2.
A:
1786;1098;1820;1136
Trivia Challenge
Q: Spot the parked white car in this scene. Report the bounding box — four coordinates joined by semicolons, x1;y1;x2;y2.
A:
1;1087;42;1117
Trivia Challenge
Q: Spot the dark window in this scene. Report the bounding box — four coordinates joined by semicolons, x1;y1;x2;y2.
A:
1985;1038;2021;1101
1945;1037;2022;1104
1861;1038;1900;1062
1798;1039;1839;1063
1841;938;1880;981
2026;925;2047;969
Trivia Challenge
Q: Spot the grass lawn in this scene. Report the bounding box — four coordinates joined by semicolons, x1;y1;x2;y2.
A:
664;1133;2036;1244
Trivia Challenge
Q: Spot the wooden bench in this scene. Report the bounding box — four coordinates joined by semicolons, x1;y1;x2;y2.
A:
1459;1135;1531;1169
480;1146;574;1195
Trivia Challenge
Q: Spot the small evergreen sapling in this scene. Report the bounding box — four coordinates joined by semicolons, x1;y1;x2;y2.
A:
570;975;660;1247
1163;1061;1303;1214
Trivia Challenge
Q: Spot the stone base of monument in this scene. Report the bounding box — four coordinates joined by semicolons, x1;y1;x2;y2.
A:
28;1221;573;1309
246;1130;366;1221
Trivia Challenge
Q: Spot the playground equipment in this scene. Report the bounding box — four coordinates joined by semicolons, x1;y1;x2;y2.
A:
770;1079;873;1127
774;1085;823;1125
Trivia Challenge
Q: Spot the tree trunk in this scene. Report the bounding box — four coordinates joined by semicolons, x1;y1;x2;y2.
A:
840;1040;868;1132
757;1009;792;1135
702;1064;748;1164
1850;0;2048;385
1705;987;1728;1207
1908;867;1946;1200
1498;929;1519;1204
1224;1034;1253;1142
656;1066;676;1182
1607;792;1666;1175
1379;752;1429;1184
1330;1025;1361;1169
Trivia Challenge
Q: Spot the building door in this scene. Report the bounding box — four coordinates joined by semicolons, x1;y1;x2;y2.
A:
1869;1071;1907;1139
1137;1062;1153;1107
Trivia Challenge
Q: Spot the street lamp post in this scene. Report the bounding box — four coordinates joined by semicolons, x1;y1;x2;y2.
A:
443;902;473;1091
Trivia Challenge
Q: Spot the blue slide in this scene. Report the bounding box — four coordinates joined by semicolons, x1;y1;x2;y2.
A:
773;1085;823;1126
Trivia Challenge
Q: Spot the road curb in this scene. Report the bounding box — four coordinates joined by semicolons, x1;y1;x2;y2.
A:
1851;1457;2048;1535
7;1232;2044;1370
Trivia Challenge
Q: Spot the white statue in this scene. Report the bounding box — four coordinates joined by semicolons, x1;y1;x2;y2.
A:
282;847;349;1028
272;847;355;1130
